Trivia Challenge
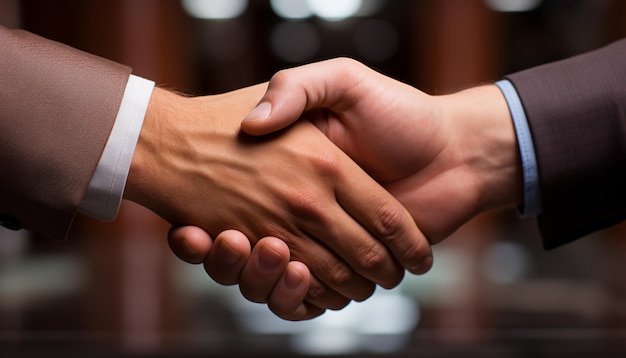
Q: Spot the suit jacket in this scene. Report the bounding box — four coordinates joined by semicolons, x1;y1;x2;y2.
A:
0;26;131;240
506;39;626;249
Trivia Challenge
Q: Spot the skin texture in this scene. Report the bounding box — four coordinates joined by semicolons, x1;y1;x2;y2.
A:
124;83;432;320
168;58;524;321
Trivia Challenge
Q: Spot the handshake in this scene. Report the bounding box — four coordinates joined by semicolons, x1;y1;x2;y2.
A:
4;27;623;323
137;58;523;321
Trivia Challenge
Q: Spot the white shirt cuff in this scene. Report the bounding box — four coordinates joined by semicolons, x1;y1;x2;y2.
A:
79;75;155;220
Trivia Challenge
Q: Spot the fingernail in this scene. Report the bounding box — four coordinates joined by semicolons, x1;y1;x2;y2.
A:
258;245;283;271
284;267;304;290
220;241;242;265
244;101;272;122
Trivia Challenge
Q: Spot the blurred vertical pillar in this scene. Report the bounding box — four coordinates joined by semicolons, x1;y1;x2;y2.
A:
0;0;26;345
413;0;501;93
412;0;503;344
0;0;20;28
118;0;170;351
599;0;626;341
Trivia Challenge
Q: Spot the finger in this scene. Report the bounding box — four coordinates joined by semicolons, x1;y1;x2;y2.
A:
268;261;325;321
300;195;408;289
304;273;352;310
335;161;434;275
168;226;214;264
299;144;432;278
281;224;377;302
260;122;405;293
274;128;415;288
239;237;291;303
203;230;252;285
241;58;366;135
249;226;356;310
237;238;337;320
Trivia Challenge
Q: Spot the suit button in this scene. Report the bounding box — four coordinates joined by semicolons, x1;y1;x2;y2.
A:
0;215;22;231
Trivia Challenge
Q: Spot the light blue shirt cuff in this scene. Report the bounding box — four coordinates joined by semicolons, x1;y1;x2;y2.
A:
495;80;542;217
79;75;155;220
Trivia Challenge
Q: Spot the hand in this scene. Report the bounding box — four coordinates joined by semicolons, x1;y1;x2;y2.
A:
168;226;322;320
241;58;524;243
123;84;432;313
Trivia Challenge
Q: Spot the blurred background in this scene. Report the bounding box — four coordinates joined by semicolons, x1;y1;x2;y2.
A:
2;0;626;357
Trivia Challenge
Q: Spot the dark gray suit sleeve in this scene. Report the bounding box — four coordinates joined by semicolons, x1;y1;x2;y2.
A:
505;39;626;249
0;26;131;239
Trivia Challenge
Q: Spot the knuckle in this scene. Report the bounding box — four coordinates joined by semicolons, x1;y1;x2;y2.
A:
269;69;291;85
311;150;342;179
305;282;327;302
337;58;370;81
287;187;326;220
355;242;389;272
334;57;364;71
352;244;404;289
327;260;356;289
373;203;407;241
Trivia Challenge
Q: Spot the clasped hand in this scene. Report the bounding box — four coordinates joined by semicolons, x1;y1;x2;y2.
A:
125;81;433;320
163;58;521;321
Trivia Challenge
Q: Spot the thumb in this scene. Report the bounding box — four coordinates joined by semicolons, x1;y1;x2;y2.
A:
241;57;364;136
240;83;308;136
241;100;293;136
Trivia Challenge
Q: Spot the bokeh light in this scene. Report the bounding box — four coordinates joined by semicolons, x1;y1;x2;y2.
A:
182;0;248;20
308;0;363;21
271;0;384;21
270;0;313;20
355;0;385;16
484;0;542;12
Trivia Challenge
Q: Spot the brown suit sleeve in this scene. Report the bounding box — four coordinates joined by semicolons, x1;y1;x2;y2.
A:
505;39;626;249
0;26;132;240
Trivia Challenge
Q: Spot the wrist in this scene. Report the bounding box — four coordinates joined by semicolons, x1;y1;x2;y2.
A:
444;85;524;213
123;87;185;208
